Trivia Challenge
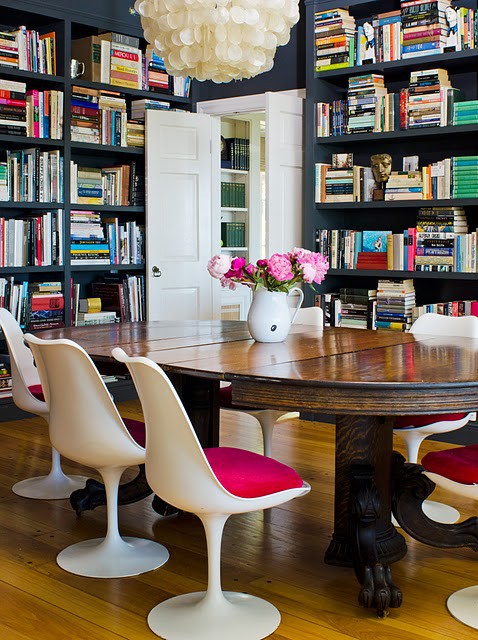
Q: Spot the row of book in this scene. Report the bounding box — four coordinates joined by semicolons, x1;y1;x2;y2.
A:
315;206;478;273
0;210;63;267
221;182;246;209
70;162;142;206
315;156;478;203
0;79;63;139
0;25;56;73
314;2;477;73
221;137;250;171
0;148;63;203
70;210;144;265
314;279;417;332
220;222;246;248
0;280;65;331
71;85;144;147
71;32;190;97
72;275;146;325
0;360;12;397
316;68;466;136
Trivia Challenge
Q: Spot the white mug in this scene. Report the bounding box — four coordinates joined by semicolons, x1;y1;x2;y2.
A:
70;59;85;79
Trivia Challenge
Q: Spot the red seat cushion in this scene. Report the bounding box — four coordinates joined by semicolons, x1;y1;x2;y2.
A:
422;444;478;485
204;446;304;498
123;417;146;447
28;384;45;401
394;413;468;429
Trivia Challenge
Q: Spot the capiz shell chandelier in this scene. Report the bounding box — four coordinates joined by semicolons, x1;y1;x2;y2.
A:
134;0;300;83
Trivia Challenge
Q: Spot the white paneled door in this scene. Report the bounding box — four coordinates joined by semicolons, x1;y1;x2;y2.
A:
145;110;215;321
265;92;304;256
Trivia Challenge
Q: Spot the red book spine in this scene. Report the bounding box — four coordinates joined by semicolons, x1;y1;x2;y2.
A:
111;49;139;62
471;301;478;318
399;88;408;130
30;294;65;311
407;227;416;271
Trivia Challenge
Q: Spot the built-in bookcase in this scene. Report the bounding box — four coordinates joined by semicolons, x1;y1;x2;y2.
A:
0;0;192;333
305;0;478;311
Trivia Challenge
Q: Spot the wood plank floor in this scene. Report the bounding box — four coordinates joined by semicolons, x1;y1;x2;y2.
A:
0;401;477;640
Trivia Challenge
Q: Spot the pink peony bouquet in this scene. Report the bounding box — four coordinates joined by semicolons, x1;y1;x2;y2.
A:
207;248;329;293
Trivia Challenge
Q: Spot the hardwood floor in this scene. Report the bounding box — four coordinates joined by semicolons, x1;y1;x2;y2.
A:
0;401;477;639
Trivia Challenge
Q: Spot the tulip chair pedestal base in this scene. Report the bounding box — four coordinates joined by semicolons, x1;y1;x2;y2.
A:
447;585;478;629
12;472;88;500
57;536;169;578
147;591;281;640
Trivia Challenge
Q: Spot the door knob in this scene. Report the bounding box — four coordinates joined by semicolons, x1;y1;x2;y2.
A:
152;266;162;278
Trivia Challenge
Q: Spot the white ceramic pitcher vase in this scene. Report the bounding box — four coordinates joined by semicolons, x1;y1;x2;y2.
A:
247;287;304;343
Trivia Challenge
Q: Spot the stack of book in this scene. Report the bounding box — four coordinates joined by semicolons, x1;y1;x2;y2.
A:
407;68;457;129
125;121;144;147
71;86;100;144
347;74;387;134
223;138;249;170
338;287;377;330
145;46;170;93
415;206;467;272
27;281;65;331
453;100;478;126
70;165;103;205
107;33;142;90
356;230;391;270
131;99;171;120
314;8;356;72
0;29;18;68
76;310;118;326
1;26;56;73
375;278;416;331
452;156;478;199
70;210;109;265
385;170;423;201
0;79;27;136
325;165;354;202
400;0;450;59
91;274;146;323
370;10;402;63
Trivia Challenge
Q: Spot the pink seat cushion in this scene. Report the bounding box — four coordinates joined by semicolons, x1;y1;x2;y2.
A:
219;383;254;411
28;384;45;401
204;446;304;498
123;417;146;448
394;413;468;429
422;444;478;485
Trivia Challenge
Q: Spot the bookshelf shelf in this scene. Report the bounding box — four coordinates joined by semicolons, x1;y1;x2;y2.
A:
221;168;249;175
70;142;144;155
328;269;478;281
315;48;478;82
69;204;144;213
70;78;190;103
0;202;64;209
0;265;64;274
0;135;65;147
0;67;64;84
221;207;248;212
305;0;478;322
71;263;145;272
317;124;478;145
316;199;478;210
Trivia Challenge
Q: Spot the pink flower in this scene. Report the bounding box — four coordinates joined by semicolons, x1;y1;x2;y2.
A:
267;253;294;281
220;276;237;290
207;254;232;279
246;263;257;275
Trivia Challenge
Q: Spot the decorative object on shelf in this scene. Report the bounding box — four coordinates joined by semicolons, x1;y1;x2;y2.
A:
134;0;300;83
70;58;85;79
207;248;329;342
371;152;392;200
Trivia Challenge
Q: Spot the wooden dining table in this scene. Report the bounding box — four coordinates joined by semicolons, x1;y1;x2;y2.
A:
37;319;478;616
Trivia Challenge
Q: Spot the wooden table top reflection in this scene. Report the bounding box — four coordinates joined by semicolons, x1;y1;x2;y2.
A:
37;320;478;616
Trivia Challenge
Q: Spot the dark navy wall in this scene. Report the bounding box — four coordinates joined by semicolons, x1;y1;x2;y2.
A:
195;13;306;102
